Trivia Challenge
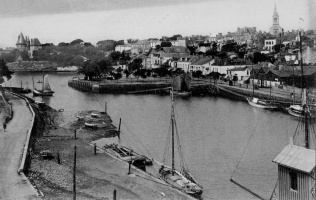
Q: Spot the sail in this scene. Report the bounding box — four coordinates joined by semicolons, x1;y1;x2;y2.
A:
43;75;52;92
302;88;307;106
172;75;181;91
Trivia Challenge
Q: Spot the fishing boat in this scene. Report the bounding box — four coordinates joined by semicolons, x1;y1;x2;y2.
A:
33;75;55;96
171;73;192;96
158;88;203;196
246;97;278;109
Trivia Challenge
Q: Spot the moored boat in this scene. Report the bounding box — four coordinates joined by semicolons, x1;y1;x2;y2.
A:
158;88;203;196
33;75;55;96
246;97;278;109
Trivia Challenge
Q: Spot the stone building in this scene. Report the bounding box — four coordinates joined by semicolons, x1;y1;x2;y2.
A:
16;32;42;58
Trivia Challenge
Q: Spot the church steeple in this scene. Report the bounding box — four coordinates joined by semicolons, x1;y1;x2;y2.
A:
273;3;279;25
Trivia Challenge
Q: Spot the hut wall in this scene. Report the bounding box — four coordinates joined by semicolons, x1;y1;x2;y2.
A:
279;165;312;200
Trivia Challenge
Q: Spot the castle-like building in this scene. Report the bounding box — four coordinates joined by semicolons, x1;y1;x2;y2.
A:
16;32;42;58
269;3;283;35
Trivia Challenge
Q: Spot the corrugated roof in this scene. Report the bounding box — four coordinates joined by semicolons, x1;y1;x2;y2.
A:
273;144;316;173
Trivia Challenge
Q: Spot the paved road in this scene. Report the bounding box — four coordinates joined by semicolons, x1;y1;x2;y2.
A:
0;94;39;200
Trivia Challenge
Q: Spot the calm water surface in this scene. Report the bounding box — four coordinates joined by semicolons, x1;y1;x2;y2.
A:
7;72;299;200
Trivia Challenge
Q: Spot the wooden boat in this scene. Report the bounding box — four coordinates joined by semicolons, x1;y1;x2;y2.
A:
246;97;278;109
33;75;55;96
171;73;192;96
104;144;153;171
247;65;278;110
158;89;203;196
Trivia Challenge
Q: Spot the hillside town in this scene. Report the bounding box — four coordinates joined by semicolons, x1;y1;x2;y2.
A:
0;4;315;87
1;2;316;200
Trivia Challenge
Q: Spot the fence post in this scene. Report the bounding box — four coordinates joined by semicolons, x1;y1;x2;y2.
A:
113;189;116;200
73;146;76;200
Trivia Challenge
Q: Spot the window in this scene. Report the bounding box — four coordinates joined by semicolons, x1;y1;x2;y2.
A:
289;171;298;191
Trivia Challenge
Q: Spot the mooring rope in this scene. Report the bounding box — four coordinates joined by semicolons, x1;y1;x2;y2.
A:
230;110;264;179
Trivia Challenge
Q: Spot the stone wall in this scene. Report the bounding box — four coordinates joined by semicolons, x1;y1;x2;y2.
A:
7;61;58;72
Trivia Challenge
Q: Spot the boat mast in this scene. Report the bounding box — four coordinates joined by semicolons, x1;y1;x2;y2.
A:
171;88;175;175
299;30;309;149
292;67;295;104
42;75;45;91
252;64;254;97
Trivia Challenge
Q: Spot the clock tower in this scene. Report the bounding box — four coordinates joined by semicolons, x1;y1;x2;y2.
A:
269;3;283;35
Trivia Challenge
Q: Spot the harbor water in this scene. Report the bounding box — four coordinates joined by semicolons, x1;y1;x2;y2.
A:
7;72;301;200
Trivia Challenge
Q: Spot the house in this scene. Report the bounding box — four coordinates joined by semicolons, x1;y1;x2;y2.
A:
115;45;132;52
227;66;251;83
264;39;277;51
190;56;214;75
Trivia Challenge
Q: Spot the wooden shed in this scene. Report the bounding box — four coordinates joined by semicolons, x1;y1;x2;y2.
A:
273;144;316;200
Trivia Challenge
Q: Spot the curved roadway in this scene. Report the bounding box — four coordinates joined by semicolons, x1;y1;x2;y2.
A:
0;94;39;200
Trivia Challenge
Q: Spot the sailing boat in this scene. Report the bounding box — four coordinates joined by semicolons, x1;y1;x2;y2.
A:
33;74;55;96
286;31;316;118
171;73;192;96
246;66;278;109
158;88;203;196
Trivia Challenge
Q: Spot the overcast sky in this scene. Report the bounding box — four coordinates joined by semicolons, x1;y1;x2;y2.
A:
0;0;314;48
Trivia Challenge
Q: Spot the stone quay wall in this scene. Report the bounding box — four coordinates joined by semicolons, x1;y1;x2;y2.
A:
68;79;170;94
7;61;58;72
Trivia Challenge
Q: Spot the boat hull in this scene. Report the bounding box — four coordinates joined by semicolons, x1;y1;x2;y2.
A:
286;105;316;118
33;89;54;96
158;165;203;196
172;91;191;96
246;97;278;109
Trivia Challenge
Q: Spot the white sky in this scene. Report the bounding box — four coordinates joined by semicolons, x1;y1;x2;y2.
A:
0;0;314;48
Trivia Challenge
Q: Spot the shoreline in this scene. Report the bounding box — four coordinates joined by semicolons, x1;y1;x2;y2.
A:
26;107;195;200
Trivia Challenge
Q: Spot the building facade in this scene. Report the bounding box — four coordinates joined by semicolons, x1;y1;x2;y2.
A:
16;32;42;58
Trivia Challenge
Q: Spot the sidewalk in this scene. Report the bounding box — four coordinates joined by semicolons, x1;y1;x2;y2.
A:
0;92;40;200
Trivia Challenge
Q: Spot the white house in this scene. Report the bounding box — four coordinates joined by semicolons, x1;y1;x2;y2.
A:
264;39;277;51
115;45;131;52
210;65;240;75
226;66;251;83
190;57;214;75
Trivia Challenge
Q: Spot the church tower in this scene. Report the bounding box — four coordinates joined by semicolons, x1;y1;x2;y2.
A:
269;3;283;35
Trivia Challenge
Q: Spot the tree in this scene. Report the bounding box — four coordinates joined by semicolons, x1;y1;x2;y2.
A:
140;69;147;81
113;72;122;83
70;39;84;46
97;59;113;75
193;70;203;80
273;44;285;53
187;46;197;55
0;59;14;81
58;42;69;47
123;69;131;78
155;45;161;51
161;41;172;47
128;58;143;72
253;52;268;64
78;61;100;80
109;51;121;64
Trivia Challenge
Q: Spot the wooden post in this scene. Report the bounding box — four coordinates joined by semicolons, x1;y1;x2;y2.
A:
57;152;61;164
104;102;107;114
118;118;121;141
94;143;97;155
21;81;22;88
113;189;117;200
128;161;132;175
73;146;76;200
74;129;77;139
